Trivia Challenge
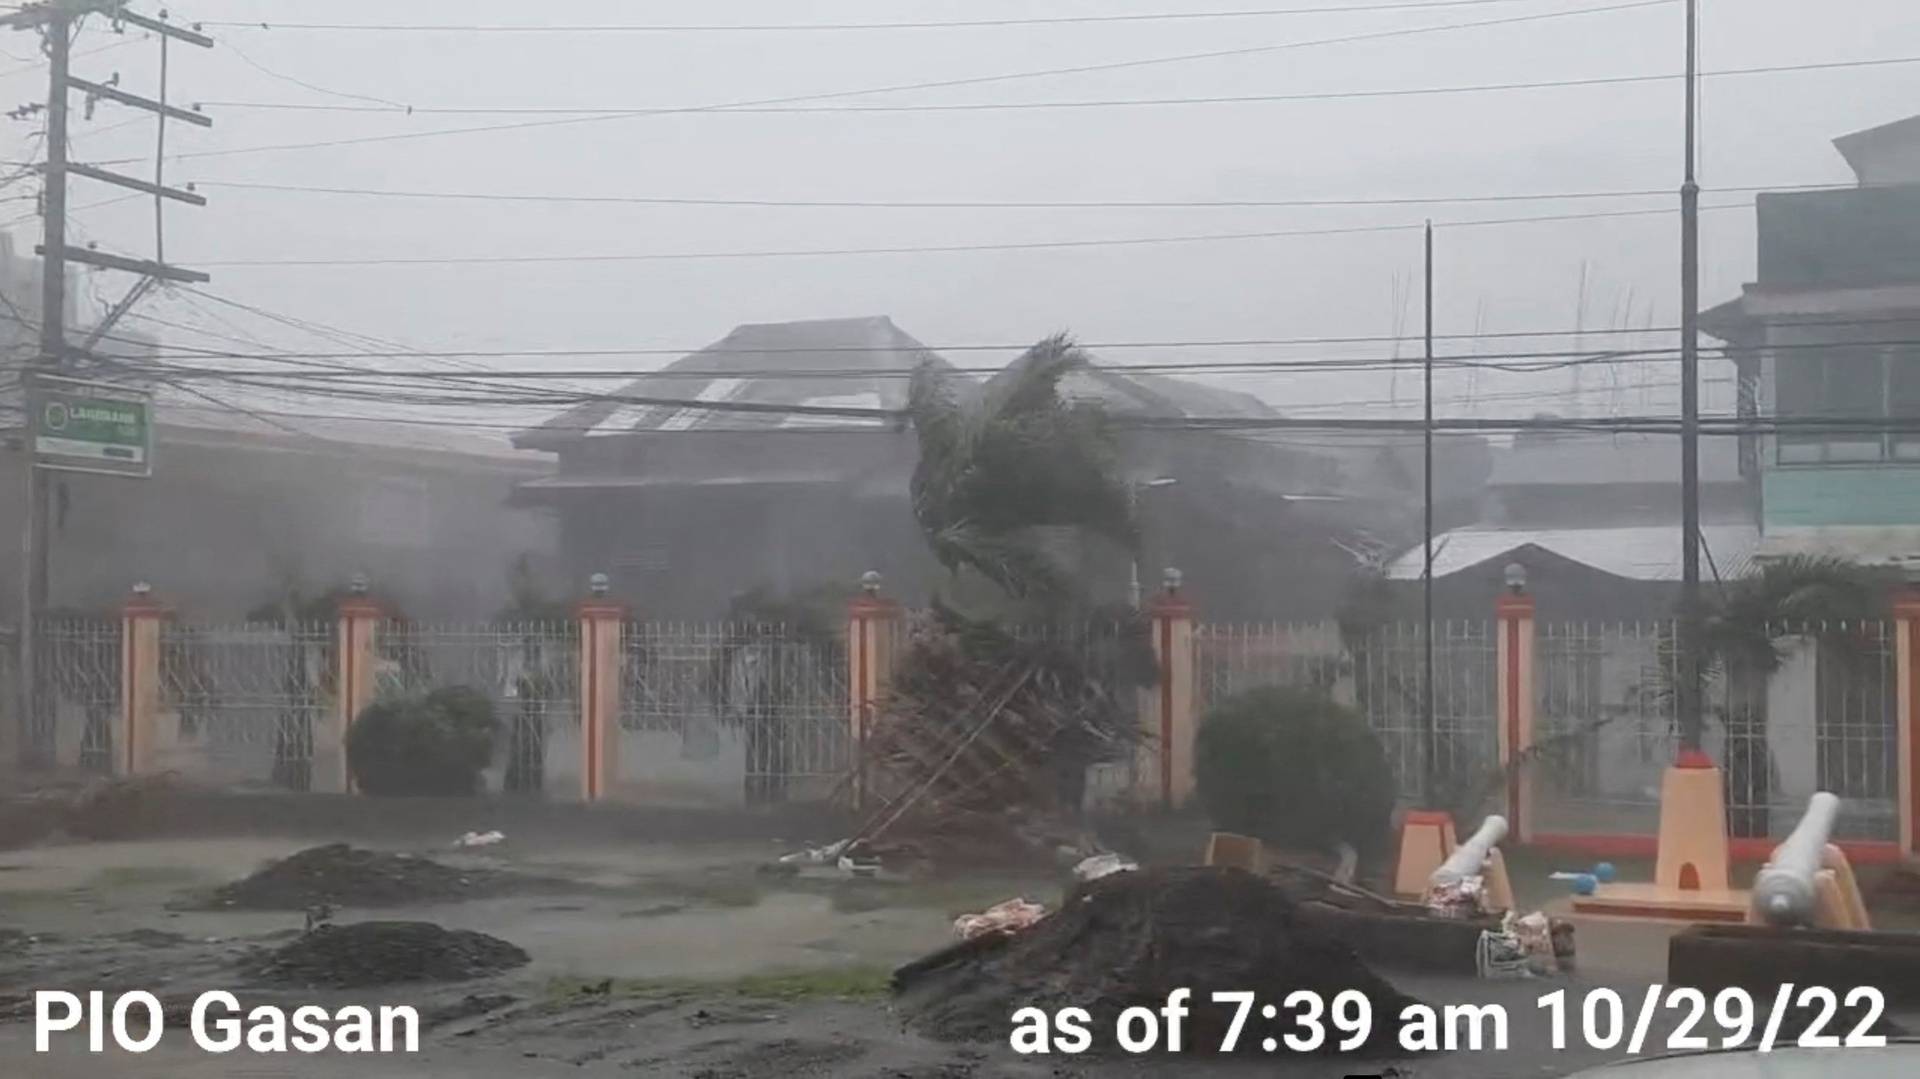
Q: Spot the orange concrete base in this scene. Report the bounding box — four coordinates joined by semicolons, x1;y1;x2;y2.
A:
1655;760;1732;893
1204;831;1264;873
1572;881;1752;923
1484;847;1516;912
1817;844;1872;931
1394;811;1458;897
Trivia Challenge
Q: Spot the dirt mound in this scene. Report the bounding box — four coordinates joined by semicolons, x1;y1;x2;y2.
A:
204;844;526;909
893;865;1416;1055
244;921;529;988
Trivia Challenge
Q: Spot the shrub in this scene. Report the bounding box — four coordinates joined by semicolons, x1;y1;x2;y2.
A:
347;686;498;796
1193;685;1395;856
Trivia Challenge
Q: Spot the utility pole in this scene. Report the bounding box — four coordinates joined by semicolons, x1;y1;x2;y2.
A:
1676;0;1703;751
6;1;211;764
1422;220;1437;807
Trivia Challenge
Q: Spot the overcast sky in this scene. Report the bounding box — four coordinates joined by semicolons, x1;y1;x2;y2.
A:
3;0;1916;439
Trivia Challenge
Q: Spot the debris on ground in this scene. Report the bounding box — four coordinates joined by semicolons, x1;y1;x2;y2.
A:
243;921;530;988
895;865;1417;1054
1072;852;1136;882
777;839;850;867
202;843;533;909
453;830;505;849
1475;912;1572;978
1424;876;1488;919
951;898;1046;940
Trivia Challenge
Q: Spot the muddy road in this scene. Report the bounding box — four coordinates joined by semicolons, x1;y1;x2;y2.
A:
2;818;1912;1077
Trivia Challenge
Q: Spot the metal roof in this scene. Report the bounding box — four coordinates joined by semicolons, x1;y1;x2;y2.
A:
515;315;952;446
1387;524;1761;582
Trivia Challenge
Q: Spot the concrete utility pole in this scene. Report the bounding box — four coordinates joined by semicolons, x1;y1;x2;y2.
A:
6;1;212;763
1677;0;1704;750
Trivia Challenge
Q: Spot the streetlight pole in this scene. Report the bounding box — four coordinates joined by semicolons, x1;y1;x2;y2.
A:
1128;477;1177;609
1677;0;1703;750
1423;220;1437;806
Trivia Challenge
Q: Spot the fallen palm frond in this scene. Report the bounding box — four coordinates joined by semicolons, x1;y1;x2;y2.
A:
858;605;1153;843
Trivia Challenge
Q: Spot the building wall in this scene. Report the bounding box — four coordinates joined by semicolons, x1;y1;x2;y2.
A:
0;436;558;620
1763;466;1920;528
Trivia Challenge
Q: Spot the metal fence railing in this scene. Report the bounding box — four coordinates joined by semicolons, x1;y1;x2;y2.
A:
1194;620;1500;806
0;623;17;766
1531;620;1899;841
159;621;332;792
621;621;848;805
377;621;578;795
34;618;120;773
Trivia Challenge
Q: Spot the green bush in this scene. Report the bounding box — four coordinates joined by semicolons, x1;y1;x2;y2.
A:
1193;686;1395;855
347;686;498;796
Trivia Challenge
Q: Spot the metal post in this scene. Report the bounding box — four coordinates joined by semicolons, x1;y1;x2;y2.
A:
1128;484;1141;610
1677;0;1704;750
1422;221;1437;805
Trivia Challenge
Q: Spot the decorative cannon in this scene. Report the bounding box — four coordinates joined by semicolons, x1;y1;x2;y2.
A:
1749;792;1871;931
1428;814;1515;912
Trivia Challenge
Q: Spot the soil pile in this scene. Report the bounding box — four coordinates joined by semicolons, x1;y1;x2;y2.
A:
893;865;1417;1055
205;844;524;909
245;921;529;988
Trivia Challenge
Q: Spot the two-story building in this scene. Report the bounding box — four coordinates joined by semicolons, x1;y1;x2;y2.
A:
1704;113;1920;576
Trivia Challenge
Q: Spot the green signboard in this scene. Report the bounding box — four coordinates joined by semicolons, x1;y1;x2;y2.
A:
27;374;153;477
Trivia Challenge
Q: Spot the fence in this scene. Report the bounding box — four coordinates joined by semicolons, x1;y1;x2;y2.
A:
6;590;1916;860
158;621;332;791
378;621;578;795
1532;620;1900;842
35;619;120;773
620;622;847;805
1193;620;1501;807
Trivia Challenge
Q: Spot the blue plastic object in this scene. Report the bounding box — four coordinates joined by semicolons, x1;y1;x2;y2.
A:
1592;861;1617;884
1571;873;1598;896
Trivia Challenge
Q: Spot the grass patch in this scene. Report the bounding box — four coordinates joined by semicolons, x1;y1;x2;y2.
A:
547;965;892;1004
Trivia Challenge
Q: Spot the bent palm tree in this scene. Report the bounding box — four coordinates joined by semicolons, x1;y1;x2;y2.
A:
908;333;1137;608
863;335;1153;831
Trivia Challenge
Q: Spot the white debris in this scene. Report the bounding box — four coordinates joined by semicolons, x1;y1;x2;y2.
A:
953;898;1046;940
1072;853;1138;882
777;839;850;866
453;830;505;848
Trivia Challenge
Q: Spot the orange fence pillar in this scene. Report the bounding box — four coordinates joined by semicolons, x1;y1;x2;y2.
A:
1495;564;1537;843
576;573;626;803
1146;568;1198;809
1895;588;1920;860
119;583;166;777
330;577;384;794
846;570;901;812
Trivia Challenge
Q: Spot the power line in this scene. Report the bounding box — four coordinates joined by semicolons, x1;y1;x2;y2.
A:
190;54;1920;117
92;0;1675;165
186;200;1754;268
200;1;1538;34
186;178;1841;212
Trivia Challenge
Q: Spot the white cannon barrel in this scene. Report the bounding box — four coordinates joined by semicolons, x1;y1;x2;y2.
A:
1430;815;1508;885
1752;792;1841;926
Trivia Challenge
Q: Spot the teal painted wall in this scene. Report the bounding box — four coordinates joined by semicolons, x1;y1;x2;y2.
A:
1764;465;1920;527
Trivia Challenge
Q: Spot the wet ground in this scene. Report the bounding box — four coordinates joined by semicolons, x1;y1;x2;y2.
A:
1;814;1916;1077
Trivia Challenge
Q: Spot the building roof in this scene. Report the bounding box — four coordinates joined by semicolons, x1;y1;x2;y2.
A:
1832;113;1920;181
1386;523;1760;582
514;315;949;449
1490;431;1742;487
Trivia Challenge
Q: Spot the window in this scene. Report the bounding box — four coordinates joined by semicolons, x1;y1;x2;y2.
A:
1776;345;1920;463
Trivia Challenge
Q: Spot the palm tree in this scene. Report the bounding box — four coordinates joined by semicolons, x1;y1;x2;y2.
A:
1683;555;1891;835
908;333;1137;610
863;335;1153;823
